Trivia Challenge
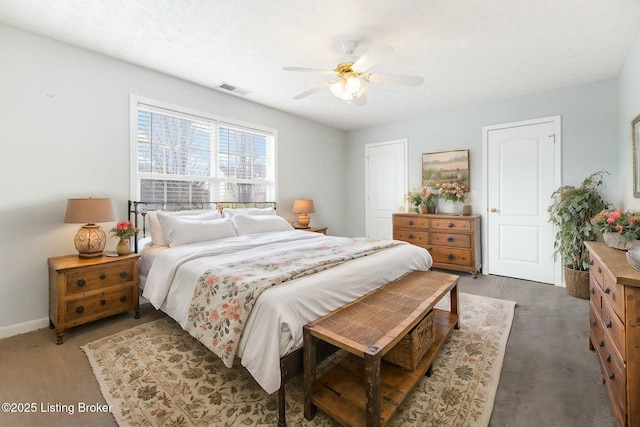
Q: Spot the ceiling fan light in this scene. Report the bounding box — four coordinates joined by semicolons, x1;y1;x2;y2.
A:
345;76;361;93
330;80;353;101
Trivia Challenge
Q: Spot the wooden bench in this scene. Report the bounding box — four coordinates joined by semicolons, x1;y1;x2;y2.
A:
303;270;460;427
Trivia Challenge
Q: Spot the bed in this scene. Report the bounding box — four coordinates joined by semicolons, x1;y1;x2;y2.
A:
128;200;433;425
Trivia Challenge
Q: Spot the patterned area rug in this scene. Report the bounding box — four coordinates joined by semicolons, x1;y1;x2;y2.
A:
82;292;515;427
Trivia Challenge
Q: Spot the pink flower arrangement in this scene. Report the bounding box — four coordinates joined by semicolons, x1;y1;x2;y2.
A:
592;209;640;241
407;186;436;207
435;181;469;202
110;220;138;240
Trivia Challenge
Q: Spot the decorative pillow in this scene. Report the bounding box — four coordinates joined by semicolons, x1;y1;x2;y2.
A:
222;207;276;218
156;213;234;246
147;210;222;246
231;214;293;236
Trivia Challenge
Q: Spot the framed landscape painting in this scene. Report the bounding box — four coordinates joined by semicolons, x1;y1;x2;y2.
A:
422;149;469;188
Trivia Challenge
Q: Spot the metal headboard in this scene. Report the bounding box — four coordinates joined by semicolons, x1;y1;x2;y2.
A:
128;200;277;252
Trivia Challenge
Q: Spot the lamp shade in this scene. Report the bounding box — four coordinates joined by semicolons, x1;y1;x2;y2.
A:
64;198;115;258
64;198;115;224
292;199;315;214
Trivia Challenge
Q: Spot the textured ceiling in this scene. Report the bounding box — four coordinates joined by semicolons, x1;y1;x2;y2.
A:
1;0;640;130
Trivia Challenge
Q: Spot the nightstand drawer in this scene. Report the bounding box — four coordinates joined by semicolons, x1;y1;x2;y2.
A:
65;260;136;296
602;299;625;360
393;230;429;246
601;273;625;321
430;232;471;248
65;285;136;324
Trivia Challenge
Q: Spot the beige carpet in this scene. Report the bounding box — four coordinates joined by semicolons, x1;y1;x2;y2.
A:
82;292;515;427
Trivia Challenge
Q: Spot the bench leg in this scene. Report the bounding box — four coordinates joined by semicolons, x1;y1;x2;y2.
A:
450;282;460;330
278;384;286;427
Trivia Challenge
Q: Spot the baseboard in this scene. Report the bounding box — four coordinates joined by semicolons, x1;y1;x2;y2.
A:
0;317;50;339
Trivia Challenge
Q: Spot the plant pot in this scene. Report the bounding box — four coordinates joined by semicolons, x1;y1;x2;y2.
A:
116;238;132;256
437;199;464;214
602;232;635;250
563;266;590;299
418;205;436;214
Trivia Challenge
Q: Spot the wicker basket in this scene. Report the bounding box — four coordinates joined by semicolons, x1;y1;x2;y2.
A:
564;266;590;300
383;310;435;370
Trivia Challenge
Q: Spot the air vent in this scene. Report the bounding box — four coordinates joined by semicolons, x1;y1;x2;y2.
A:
217;82;249;96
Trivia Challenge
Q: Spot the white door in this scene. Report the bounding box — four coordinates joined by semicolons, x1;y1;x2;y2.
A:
365;140;407;239
483;116;561;284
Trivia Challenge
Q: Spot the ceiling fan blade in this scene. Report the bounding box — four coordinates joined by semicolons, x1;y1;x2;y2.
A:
365;73;424;86
352;44;394;73
293;81;332;100
283;66;335;75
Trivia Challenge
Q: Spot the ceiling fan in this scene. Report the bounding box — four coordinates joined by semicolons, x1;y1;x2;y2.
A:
283;41;424;106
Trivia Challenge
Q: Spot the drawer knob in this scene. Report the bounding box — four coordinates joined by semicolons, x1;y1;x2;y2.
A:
599;341;605;347
408;220;414;226
408;234;414;239
606;321;612;328
447;254;454;260
447;236;454;242
448;222;454;228
100;299;106;305
592;320;597;327
76;306;84;314
76;279;86;287
598;267;602;273
606;354;611;363
590;260;594;266
119;272;127;279
100;274;106;280
120;295;127;302
590;287;595;294
609;373;615;380
604;287;611;294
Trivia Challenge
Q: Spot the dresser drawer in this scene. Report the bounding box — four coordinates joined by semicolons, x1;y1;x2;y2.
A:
589;257;605;290
601;272;625;322
600;331;627;412
590;275;603;312
65;285;136;325
589;302;604;349
430;232;471;249
394;230;429;246
429;247;473;267
430;218;471;231
602;299;625;360
65;260;136;296
393;216;429;229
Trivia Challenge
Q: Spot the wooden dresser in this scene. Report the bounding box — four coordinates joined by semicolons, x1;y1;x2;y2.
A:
393;213;481;277
585;241;640;427
48;254;140;344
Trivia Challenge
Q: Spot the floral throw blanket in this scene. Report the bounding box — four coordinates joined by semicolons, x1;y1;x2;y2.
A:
186;238;400;368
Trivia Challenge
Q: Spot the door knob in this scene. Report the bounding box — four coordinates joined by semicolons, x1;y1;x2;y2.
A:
490;208;497;212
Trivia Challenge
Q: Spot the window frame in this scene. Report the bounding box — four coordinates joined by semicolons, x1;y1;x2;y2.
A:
129;94;277;204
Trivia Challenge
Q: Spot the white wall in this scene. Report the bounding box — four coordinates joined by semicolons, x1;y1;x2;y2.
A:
0;24;346;334
619;28;640;210
344;79;620;237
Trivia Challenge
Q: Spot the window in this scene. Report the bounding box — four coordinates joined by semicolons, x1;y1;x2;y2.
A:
131;97;276;203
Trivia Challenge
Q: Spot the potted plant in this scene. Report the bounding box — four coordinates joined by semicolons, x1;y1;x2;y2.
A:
434;181;469;214
592;209;640;250
548;171;610;298
407;187;436;213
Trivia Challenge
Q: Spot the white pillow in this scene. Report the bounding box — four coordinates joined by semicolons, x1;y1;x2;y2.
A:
231;214;293;236
147;210;222;246
156;213;235;246
222;207;276;218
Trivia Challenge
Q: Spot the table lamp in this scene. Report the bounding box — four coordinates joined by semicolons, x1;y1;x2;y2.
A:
292;199;314;228
64;198;115;258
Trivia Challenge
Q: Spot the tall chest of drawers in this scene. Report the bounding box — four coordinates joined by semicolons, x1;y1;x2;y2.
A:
393;213;481;277
585;241;640;427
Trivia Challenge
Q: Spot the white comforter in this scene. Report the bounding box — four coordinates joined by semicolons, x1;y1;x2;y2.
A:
142;230;432;394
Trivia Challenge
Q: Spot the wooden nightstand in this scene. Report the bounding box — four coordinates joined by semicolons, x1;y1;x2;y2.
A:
299;227;327;235
48;253;140;344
